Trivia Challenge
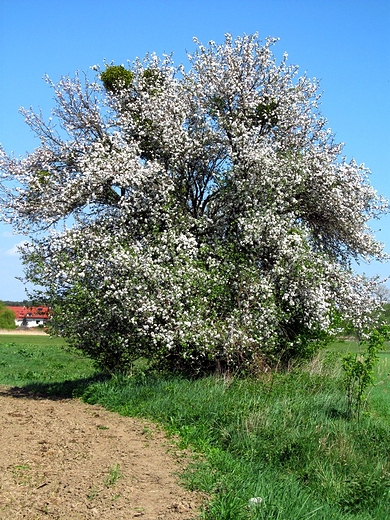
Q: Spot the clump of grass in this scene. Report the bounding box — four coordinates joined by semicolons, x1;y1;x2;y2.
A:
104;463;122;487
87;485;100;501
87;464;122;501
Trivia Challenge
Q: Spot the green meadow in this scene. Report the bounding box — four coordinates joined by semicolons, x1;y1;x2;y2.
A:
1;334;389;519
0;335;98;393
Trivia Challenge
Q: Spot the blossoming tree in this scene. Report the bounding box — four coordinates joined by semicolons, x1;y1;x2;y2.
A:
1;34;388;372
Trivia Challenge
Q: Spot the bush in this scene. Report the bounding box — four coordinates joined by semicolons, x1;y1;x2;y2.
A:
0;302;16;329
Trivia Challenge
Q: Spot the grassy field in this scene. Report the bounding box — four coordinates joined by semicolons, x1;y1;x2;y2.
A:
0;335;99;395
0;334;390;519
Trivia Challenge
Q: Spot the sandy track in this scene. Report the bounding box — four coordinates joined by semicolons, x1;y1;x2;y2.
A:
0;386;204;519
0;329;47;335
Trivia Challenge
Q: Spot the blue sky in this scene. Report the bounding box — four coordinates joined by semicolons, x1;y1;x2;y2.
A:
0;0;389;300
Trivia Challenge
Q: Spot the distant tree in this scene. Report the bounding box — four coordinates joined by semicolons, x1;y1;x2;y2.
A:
0;302;16;329
2;300;31;307
374;284;390;303
0;34;388;373
381;304;390;326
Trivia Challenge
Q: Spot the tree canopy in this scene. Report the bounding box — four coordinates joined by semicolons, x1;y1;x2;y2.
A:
0;34;388;373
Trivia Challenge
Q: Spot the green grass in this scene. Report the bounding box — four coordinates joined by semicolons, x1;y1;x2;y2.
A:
329;339;390;355
1;336;390;518
0;334;101;396
0;333;67;347
80;351;390;519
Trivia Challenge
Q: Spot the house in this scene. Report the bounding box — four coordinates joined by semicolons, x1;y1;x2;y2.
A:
6;306;51;328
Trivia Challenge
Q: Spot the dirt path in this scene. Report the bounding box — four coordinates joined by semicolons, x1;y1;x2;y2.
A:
0;329;48;335
0;387;204;519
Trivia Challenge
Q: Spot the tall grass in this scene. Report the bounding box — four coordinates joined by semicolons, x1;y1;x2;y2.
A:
81;351;390;519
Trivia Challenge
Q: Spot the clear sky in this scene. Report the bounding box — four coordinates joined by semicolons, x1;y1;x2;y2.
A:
0;0;389;301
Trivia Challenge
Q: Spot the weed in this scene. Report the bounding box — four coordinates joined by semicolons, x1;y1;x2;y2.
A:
87;465;122;500
342;327;389;418
87;485;100;500
12;463;32;486
14;463;31;470
105;464;122;487
142;425;153;439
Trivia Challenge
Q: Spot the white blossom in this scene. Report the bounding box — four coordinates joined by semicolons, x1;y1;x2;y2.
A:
0;34;388;372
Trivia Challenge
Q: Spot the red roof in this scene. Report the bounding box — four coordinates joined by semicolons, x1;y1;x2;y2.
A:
6;306;50;320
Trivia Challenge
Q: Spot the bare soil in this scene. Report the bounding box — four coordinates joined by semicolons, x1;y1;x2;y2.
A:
0;386;204;519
